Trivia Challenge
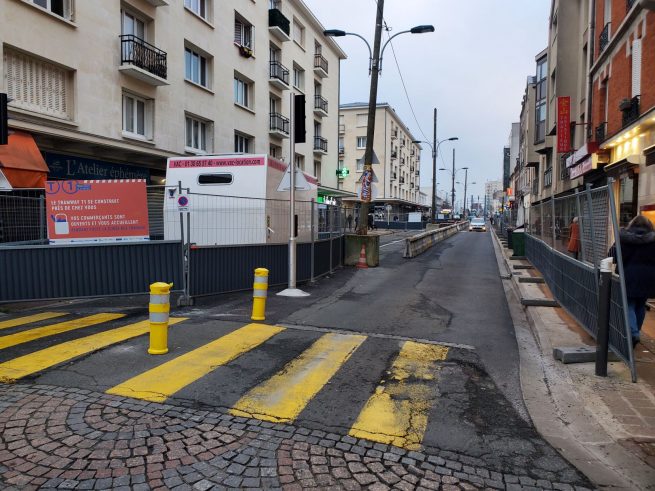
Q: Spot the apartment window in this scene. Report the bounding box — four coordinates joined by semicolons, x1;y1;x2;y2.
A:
270;143;282;159
122;10;145;39
184;0;209;20
632;39;642;98
4;48;72;120
293;19;305;47
122;92;152;139
292;65;304;91
357;159;364;172
234;14;254;49
185;115;210;152
315;41;322;55
234;133;251;153
534;56;547;143
356;136;367;149
32;0;73;20
295;154;305;171
234;76;252;108
314;161;321;182
185;46;209;88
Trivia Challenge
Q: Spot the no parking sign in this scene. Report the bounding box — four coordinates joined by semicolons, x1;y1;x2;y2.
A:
177;195;190;212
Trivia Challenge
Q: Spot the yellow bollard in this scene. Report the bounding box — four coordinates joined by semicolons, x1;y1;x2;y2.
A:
148;282;173;355
251;268;269;321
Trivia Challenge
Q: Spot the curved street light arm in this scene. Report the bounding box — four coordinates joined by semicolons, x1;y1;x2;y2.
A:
343;32;374;74
379;29;412;73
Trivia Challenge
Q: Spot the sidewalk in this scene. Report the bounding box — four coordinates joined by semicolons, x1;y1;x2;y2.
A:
491;231;655;489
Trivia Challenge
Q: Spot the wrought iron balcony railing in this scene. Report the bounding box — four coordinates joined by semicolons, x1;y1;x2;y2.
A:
621;96;640;128
599;23;611;54
595;122;607;143
544;167;552;188
270;112;290;135
314;54;328;74
314;136;328;152
268;8;290;37
314;94;328;114
399;177;405;184
120;35;167;79
269;61;289;85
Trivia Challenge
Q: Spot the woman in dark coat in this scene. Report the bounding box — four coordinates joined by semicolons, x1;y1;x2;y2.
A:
612;215;655;348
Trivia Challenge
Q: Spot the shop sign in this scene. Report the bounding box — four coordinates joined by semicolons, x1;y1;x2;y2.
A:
570;156;593;179
557;96;571;153
45;152;151;183
45;180;149;244
567;142;600;168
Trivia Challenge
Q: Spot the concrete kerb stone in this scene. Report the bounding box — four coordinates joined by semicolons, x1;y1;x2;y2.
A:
490;229;655;490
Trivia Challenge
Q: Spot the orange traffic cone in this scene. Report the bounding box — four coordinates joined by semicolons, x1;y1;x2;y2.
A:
356;243;368;269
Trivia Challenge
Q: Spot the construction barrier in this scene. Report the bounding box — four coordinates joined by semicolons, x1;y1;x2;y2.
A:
403;222;469;258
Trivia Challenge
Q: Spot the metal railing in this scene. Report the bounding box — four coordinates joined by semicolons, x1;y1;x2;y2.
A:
119;35;167;79
621;96;640;128
269;112;290;135
595;122;606;143
313;136;328;153
544;167;552;188
314;94;328;114
599;22;611;54
314;53;328;74
268;7;290;36
269;60;289;85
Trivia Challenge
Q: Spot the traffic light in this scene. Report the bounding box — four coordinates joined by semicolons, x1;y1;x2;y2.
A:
293;94;306;143
336;167;350;178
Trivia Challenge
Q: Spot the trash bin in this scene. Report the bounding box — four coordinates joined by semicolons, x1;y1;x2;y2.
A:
512;230;525;257
506;227;515;249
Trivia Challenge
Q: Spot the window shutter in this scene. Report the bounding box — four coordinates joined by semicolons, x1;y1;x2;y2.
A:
234;21;242;45
632;39;641;98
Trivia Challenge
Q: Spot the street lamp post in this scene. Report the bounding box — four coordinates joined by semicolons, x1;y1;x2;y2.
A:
412;134;458;223
325;15;434;235
439;160;471;217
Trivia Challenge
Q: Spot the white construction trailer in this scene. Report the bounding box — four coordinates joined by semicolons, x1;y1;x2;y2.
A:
163;154;317;246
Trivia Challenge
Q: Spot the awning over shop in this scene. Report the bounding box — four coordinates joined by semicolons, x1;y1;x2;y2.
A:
317;185;357;199
0;131;49;188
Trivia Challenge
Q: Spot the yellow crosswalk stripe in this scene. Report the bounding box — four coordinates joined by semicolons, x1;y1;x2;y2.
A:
348;341;449;451
230;333;366;423
106;323;285;403
0;312;69;331
0;318;186;382
0;313;125;350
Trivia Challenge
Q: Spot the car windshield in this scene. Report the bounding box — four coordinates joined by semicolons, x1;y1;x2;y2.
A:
472;219;485;225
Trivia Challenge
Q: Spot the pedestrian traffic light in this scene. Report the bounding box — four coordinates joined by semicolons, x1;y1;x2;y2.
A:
336;167;350;178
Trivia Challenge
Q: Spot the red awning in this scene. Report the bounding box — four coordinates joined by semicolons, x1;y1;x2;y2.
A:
0;131;49;188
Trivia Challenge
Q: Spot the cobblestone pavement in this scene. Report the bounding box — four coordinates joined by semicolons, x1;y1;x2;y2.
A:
0;385;594;490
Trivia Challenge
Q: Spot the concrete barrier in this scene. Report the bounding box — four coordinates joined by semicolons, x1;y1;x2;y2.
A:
403;222;468;258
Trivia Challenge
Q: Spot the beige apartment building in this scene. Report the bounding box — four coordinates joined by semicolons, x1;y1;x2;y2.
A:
338;102;423;216
1;0;345;195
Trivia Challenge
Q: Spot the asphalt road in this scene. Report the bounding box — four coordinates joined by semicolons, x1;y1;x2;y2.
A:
0;229;590;485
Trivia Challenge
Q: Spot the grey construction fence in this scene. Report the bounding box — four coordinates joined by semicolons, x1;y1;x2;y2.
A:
0;187;346;303
523;182;636;381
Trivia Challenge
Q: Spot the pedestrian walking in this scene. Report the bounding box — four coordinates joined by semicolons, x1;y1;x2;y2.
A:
346;214;353;231
354;215;359;231
567;217;581;260
367;213;374;230
610;215;655;349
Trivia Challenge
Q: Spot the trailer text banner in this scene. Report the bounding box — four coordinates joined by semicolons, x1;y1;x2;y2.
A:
45;180;149;244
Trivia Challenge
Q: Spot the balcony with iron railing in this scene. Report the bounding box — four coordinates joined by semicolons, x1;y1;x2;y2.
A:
620;96;640;128
314;53;328;78
544;167;552;188
313;136;328;154
391;151;397;160
532;174;539;196
338;146;344;156
269;112;290;138
391;130;398;139
599;22;611;54
400;157;405;166
268;6;290;42
314;94;328;117
119;35;167;85
390;172;397;181
399;177;405;184
269;60;290;90
560;152;572;181
595;122;607;143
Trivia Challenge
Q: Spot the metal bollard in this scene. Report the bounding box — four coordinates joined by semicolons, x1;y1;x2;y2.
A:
595;258;613;376
149;282;173;355
251;268;269;321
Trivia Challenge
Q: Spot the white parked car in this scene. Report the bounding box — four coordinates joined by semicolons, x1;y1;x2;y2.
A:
469;218;487;232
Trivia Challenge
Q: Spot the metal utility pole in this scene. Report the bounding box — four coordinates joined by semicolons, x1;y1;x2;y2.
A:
451;148;456;211
431;108;437;222
463;167;468;217
357;0;384;234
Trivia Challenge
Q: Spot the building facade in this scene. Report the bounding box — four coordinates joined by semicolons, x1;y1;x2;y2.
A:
590;0;655;226
1;0;345;194
338;102;423;216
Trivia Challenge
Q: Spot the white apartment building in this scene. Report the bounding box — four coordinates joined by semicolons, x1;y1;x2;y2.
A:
485;180;502;215
338;102;423;215
1;0;345;193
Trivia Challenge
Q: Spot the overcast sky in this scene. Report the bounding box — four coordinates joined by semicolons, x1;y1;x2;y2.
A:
304;0;550;203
